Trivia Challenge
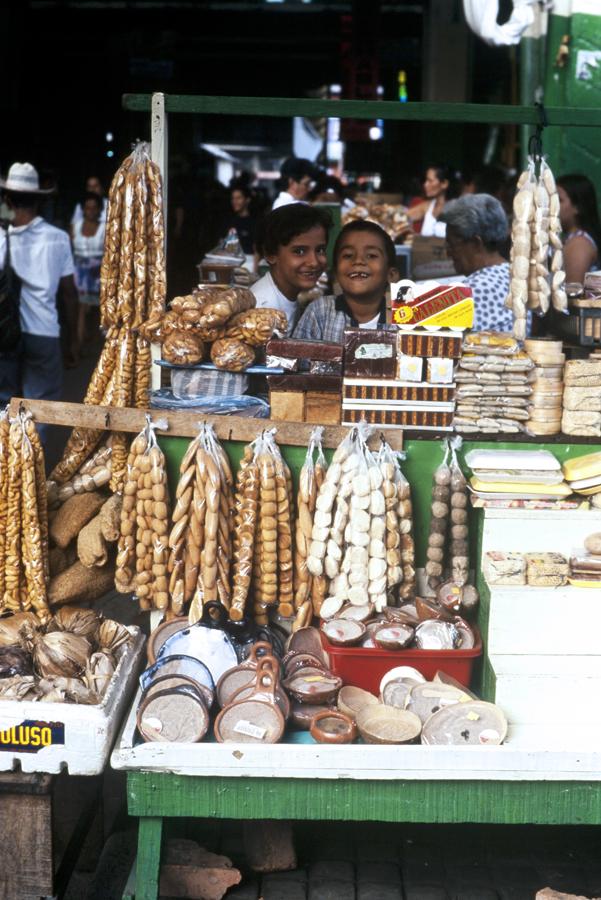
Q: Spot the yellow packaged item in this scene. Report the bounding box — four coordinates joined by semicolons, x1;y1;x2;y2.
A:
568;577;601;588
470;477;572;497
463;332;519;352
562;451;601;483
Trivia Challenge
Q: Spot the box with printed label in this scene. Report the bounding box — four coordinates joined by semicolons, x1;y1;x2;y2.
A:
343;328;398;379
392;284;474;328
0;627;144;775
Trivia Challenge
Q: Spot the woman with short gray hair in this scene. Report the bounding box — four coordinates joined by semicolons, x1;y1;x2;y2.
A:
439;193;516;333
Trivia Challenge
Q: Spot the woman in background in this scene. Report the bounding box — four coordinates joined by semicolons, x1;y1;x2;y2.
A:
557;174;601;284
408;164;458;237
229;180;257;256
439;193;516;333
72;192;105;345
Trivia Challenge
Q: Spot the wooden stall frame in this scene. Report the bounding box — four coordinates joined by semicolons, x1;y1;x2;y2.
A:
8;397;403;451
109;92;601;899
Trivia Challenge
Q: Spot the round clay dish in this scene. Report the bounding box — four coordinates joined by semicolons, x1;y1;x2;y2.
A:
140;654;215;696
216;666;257;709
143;673;213;708
214;698;285;744
282;651;326;678
373;623;415;650
406;681;471;724
421;700;507;746
287;627;328;665
137;687;209;743
321;619;366;647
356;705;422;745
379;666;426;695
337;685;379;721
228;675;290;720
290;702;335;731
147;617;189;664
283;670;342;705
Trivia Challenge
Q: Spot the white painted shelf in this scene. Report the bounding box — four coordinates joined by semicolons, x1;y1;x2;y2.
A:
110;687;601;782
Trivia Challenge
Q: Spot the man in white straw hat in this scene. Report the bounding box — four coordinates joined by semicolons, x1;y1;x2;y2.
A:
0;162;79;426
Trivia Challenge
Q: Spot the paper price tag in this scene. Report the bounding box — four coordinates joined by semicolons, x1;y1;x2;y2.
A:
233;720;267;740
355;344;393;360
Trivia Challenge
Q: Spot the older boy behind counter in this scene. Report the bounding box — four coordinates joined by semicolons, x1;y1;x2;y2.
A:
293;220;399;343
251;204;332;335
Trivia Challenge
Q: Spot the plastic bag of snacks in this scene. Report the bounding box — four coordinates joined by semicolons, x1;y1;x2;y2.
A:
115;416;170;610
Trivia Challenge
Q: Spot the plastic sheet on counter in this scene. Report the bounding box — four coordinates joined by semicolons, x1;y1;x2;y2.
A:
150;389;270;417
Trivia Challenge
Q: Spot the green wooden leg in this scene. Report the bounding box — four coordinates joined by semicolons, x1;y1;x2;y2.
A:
134;816;163;900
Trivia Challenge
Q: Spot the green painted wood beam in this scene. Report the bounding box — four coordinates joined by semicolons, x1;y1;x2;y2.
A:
122;94;601;127
127;772;601;825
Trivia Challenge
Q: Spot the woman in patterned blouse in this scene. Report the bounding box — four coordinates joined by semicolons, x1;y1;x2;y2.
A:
438;193;515;333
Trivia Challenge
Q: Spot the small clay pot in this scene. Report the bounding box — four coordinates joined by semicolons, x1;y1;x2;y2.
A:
373;623;415;651
321;618;366;647
310;710;357;744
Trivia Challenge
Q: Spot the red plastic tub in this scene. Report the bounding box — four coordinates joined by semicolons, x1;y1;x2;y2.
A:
321;631;481;695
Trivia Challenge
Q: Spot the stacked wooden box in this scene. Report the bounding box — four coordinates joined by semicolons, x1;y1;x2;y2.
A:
267;339;343;425
342;327;461;430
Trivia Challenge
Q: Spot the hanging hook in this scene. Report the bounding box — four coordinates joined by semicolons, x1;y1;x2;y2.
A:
104;412;111;428
528;101;548;163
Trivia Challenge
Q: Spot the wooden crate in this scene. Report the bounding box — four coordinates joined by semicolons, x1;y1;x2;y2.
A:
270;390;341;425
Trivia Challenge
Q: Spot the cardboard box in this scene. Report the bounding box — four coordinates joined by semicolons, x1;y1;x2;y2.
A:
410;235;456;280
392;283;474;328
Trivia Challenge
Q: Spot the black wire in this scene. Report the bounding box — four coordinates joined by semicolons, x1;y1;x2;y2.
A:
528;101;548;162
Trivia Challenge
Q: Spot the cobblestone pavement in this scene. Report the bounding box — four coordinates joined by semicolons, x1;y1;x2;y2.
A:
223;822;601;900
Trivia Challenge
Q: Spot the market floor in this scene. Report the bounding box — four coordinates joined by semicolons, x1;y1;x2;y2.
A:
63;819;601;899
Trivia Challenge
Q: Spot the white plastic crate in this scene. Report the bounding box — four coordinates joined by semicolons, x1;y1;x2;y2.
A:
0;627;145;775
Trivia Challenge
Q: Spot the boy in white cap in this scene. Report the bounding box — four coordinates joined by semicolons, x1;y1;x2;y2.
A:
0;162;79;423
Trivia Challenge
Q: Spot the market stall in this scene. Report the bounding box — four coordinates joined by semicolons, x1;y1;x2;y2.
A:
3;93;601;900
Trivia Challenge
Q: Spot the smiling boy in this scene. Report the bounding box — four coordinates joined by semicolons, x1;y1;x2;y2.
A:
293;220;399;343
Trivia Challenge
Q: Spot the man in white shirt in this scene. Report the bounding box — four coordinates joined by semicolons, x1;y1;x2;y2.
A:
272;157;317;210
0;162;79;417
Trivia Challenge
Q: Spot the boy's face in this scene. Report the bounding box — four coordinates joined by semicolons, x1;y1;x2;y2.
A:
267;225;328;300
336;230;398;304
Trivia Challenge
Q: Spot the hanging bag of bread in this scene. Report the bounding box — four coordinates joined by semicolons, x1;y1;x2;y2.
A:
292;426;327;632
115;415;170;611
425;439;452;591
